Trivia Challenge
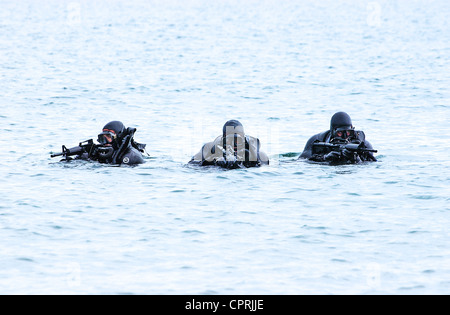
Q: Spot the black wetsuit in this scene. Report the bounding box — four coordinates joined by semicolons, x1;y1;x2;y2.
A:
78;145;145;165
78;129;146;166
108;145;145;165
299;130;377;163
54;121;146;166
189;134;269;169
200;135;266;168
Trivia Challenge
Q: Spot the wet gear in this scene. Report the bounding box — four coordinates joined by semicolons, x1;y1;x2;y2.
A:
102;121;125;137
222;120;245;137
190;120;269;168
51;121;147;166
299;112;377;163
330;112;353;130
97;130;117;145
330;112;354;139
334;129;355;140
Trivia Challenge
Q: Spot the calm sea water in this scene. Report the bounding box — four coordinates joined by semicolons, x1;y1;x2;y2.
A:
0;0;449;294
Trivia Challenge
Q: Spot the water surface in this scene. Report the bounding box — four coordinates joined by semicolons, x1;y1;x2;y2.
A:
0;0;449;294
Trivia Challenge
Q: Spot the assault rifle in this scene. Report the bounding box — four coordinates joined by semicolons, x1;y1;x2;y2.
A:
312;141;378;155
50;139;101;159
51;128;147;162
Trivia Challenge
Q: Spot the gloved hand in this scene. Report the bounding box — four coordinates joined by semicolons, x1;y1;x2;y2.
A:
342;148;361;163
216;160;241;169
215;157;241;169
362;152;377;162
324;151;341;162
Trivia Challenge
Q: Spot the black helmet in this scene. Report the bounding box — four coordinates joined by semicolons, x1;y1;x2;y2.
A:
330;112;353;130
98;121;126;146
103;121;125;135
330;112;355;139
222;120;244;137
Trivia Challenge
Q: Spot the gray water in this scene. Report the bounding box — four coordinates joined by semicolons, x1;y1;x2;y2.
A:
0;0;449;294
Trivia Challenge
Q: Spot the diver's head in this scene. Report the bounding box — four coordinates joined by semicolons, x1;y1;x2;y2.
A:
223;120;245;138
98;121;125;146
330;112;354;140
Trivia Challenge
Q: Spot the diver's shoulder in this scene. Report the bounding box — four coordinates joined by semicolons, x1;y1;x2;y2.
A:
316;130;330;142
121;147;145;165
306;130;330;144
244;135;260;144
299;130;330;159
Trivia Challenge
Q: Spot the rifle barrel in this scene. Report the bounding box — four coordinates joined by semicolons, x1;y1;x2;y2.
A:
50;142;94;159
50;152;63;158
313;142;377;153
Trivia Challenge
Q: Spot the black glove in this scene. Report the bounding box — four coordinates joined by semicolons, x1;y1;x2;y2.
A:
362;152;377;162
324;151;341;162
216;160;241;169
342;148;361;163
